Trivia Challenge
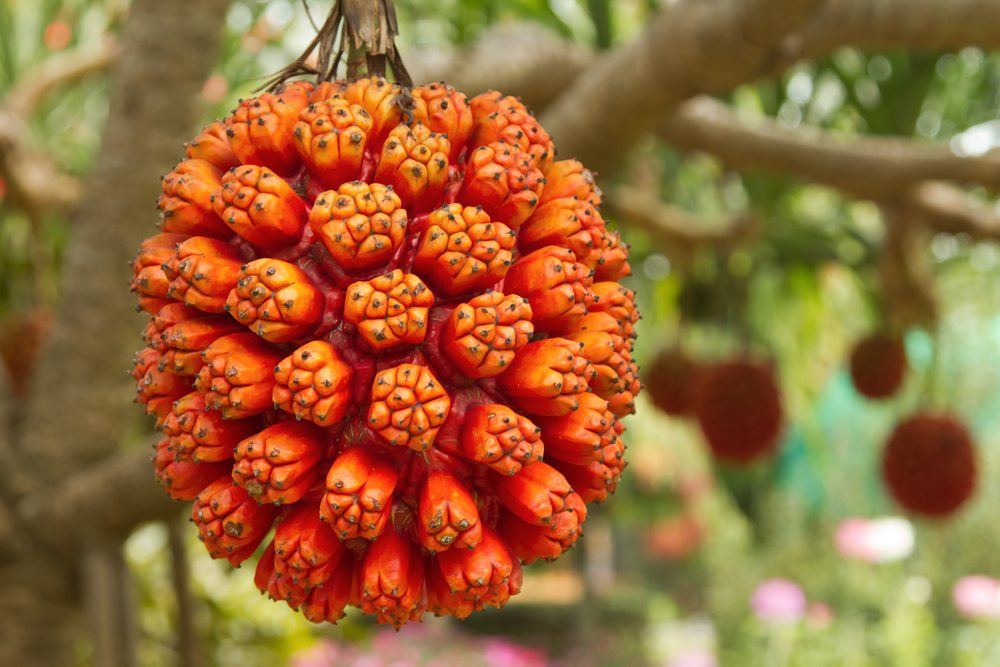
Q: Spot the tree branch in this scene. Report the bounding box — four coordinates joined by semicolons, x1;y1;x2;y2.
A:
905;181;1000;241
605;185;758;256
657;96;1000;200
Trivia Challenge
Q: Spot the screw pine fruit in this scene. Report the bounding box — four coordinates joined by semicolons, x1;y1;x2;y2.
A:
130;76;639;627
882;413;977;517
849;333;907;400
693;358;783;465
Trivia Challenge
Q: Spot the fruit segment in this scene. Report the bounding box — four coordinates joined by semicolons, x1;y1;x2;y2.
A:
458;142;544;229
373;123;450;210
503;245;595;333
274;503;346;589
540;159;601;208
158;159;231;238
293;96;372;189
411;82;473;161
359;528;425;628
566;312;641;417
412;204;515;296
310;181;408;271
214;165;309;250
130;233;188;311
152;305;243;376
551;452;625;504
191;478;277;566
160;391;259;463
273;340;353;427
494;460;575;526
439;292;533;379
497;338;594;417
534;392;623;467
499;492;586;563
301;557;356;624
435;527;520;609
417;471;483;552
459;403;542;476
196;333;282;419
588;282;639;340
232;421;324;505
163;236;243;314
224;82;312;176
342;77;404;146
226;258;324;342
132;348;190;418
470;92;554;170
321;446;397;540
185;121;240;171
343;271;433;350
368;363;452;452
153;438;229;501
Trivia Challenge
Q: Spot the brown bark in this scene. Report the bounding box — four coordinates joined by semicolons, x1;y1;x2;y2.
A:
0;1;230;664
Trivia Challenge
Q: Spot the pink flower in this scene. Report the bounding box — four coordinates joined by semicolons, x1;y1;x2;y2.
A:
751;578;807;623
835;516;914;563
952;576;1000;620
668;652;717;667
806;602;834;629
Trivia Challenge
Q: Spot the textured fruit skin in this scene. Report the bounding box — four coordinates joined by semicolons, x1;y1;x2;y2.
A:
645;348;699;416
693;359;783;465
134;77;639;628
849;334;907;400
882;413;977;517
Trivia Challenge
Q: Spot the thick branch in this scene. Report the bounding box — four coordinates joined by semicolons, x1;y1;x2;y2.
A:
905;182;1000;241
605;185;758;255
542;0;823;172
15;0;232;495
4;37;120;118
657;97;1000;200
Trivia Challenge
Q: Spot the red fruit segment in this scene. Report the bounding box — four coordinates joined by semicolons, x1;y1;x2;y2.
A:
226;258;324;342
191;478;277;566
301;556;357;624
153;306;243;376
224;82;312;176
566;312;641;417
440;292;533;379
645;348;699;416
494;460;575;526
417;471;483;552
496;338;594;417
458;142;543;229
132;348;190;418
499;492;587;563
185;121;240;171
534;392;623;467
160;391;259;463
213;165;309;251
551;455;625;504
163;236;243;314
255;540;309;609
540;159;601;208
412;204;515;296
274;503;345;589
196;333;282;419
589;282;639;340
321;446;397;540
293;96;372;189
373;123;450;210
411;82;473;162
232;421;324;505
343;270;433;350
130;233;187;306
426;561;476;619
359;528;425;628
368;364;452;452
309;181;408;271
435;527;519;609
503;245;595;333
470;92;554;170
882;413;977;517
158;159;231;238
273;340;353;427
342;77;404;146
460;403;543;476
153;439;228;501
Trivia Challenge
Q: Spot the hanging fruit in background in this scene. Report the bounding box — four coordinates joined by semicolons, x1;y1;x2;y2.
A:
882;413;977;517
643;511;704;561
693;358;783;465
849;333;907;400
128;0;638;630
645;348;700;416
0;307;53;396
